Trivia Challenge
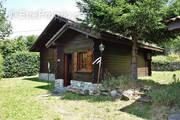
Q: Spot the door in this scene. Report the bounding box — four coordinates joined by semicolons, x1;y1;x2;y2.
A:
64;54;72;87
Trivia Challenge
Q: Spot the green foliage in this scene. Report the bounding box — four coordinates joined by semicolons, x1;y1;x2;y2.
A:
0;52;3;78
152;54;180;64
25;35;37;49
0;37;27;57
77;0;179;43
102;75;135;90
158;36;180;55
3;51;40;78
148;74;180;106
0;1;12;40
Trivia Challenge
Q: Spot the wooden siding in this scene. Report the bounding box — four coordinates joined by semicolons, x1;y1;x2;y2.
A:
56;32;94;82
102;42;149;78
103;42;131;77
137;49;148;77
40;47;56;73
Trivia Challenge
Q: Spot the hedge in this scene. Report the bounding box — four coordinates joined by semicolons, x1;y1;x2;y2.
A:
152;55;180;71
3;51;40;78
0;53;3;78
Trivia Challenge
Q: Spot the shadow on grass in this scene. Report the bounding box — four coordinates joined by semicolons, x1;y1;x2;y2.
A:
23;77;55;91
120;101;153;119
23;77;49;83
119;77;180;120
62;92;115;103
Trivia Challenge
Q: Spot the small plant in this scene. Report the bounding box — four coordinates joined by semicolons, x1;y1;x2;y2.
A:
102;75;135;90
148;74;180;106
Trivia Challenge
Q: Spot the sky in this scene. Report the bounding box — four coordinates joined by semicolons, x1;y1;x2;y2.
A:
4;0;80;38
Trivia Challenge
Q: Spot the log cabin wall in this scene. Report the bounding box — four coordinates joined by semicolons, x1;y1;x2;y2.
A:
102;41;132;77
56;32;94;82
40;47;57;74
101;41;149;79
137;48;149;77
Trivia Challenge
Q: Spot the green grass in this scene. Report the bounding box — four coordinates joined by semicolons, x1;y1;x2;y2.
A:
0;71;180;120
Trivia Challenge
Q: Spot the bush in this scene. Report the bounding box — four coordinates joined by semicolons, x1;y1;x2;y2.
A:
152;54;180;64
0;38;27;57
148;75;180;106
0;53;3;78
152;55;180;71
3;51;40;78
102;75;135;90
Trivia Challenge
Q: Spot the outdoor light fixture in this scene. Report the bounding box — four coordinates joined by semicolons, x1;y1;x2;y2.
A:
99;43;105;53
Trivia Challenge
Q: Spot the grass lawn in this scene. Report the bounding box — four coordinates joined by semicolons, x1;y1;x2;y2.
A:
0;71;180;120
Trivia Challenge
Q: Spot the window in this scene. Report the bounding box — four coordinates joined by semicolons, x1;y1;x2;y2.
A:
74;51;92;72
79;52;88;71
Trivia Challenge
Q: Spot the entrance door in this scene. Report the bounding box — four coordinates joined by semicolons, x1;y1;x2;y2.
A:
64;54;72;87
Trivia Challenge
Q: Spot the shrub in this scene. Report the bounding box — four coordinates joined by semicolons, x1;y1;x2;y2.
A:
0;38;27;57
102;75;135;90
167;54;180;61
148;75;180;106
3;51;40;78
152;55;180;71
0;53;3;78
152;54;180;65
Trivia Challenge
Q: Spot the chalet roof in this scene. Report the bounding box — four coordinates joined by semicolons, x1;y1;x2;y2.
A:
30;15;164;52
165;16;180;23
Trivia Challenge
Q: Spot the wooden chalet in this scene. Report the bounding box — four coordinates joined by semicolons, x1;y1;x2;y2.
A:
30;15;163;87
166;16;180;32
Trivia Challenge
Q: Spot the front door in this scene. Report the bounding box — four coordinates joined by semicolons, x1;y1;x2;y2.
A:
64;54;72;87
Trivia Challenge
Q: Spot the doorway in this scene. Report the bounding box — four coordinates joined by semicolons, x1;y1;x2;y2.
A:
64;54;72;87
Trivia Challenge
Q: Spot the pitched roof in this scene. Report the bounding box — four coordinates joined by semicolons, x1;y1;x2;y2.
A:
165;16;180;23
30;15;164;52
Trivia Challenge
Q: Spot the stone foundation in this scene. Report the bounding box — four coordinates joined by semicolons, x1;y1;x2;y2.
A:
54;79;102;95
70;80;102;94
55;79;64;91
39;73;55;81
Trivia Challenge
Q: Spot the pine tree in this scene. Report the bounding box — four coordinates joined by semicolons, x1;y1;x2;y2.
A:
77;0;180;81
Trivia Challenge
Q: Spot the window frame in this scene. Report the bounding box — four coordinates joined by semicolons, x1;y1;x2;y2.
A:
73;51;93;73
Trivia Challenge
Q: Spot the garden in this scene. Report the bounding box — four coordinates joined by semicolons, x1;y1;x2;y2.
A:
0;71;180;120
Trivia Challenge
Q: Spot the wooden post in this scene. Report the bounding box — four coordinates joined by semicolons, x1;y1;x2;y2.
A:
56;44;64;79
96;58;102;95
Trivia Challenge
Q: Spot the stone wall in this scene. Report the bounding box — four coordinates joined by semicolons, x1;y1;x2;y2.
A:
54;79;102;95
152;62;180;71
70;80;102;91
55;79;64;91
39;73;55;81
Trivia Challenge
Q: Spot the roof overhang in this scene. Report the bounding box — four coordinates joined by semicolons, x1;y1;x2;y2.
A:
45;23;100;48
29;15;77;52
30;15;164;52
166;16;180;31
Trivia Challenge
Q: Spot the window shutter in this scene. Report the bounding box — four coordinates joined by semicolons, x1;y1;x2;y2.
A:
79;53;83;70
87;51;93;72
74;52;78;72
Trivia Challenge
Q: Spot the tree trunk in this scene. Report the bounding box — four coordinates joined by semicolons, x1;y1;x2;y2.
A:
131;36;138;81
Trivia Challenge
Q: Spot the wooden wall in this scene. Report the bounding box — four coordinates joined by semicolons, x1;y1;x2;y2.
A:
137;49;149;77
56;32;94;82
40;47;56;73
102;42;131;76
101;41;149;78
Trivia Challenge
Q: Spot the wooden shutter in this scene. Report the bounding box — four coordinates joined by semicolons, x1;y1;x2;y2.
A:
74;52;78;72
79;53;83;70
87;51;93;72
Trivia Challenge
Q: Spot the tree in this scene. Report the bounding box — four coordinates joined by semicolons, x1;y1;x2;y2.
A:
25;35;37;49
77;0;180;81
0;36;27;57
0;1;11;40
